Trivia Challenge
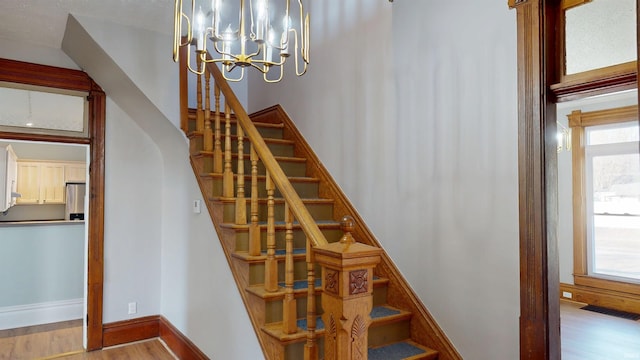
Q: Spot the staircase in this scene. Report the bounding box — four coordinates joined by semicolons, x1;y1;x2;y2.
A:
179;52;459;360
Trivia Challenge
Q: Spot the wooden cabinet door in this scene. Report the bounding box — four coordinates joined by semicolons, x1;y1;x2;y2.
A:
40;164;65;204
64;164;86;183
16;162;41;204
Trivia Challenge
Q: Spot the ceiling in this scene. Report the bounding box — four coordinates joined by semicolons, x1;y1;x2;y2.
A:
0;0;173;49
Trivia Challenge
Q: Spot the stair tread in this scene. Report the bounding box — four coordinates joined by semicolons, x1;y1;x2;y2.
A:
200;173;320;183
189;131;294;144
368;340;439;360
262;305;412;342
193;151;307;163
212;197;334;204
186;111;284;129
245;276;388;299
220;219;341;230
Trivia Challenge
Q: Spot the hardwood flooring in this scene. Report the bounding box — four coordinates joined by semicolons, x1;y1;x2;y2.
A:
561;300;640;360
0;321;175;360
4;304;637;359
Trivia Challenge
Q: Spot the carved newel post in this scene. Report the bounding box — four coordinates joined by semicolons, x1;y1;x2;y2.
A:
314;216;382;360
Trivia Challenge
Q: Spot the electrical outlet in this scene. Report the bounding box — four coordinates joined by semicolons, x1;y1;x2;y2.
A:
562;291;572;299
128;302;137;314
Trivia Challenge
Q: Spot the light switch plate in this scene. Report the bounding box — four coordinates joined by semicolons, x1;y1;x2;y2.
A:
193;199;201;214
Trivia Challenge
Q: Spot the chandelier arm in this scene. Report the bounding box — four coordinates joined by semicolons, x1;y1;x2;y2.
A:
173;0;182;61
182;13;193;46
263;63;284;83
222;64;246;82
186;47;205;75
288;29;307;77
304;12;310;62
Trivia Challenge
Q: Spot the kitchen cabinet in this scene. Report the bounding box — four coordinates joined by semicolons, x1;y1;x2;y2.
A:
0;145;18;211
17;161;66;204
64;164;86;183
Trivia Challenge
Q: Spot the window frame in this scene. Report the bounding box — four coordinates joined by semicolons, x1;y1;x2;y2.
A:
568;104;640;294
551;0;638;102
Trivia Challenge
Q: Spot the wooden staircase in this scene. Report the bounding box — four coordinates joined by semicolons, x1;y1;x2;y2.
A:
184;103;456;359
176;48;459;359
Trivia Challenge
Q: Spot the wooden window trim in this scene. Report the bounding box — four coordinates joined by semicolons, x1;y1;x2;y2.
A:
552;0;637;103
568;105;640;295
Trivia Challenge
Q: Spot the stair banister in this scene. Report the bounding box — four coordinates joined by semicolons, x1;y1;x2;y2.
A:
179;49;390;360
203;56;329;248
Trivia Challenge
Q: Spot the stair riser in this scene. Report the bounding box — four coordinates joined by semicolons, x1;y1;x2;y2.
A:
249;259;313;286
368;320;412;348
282;320;412;360
201;177;320;199
235;228;343;253
264;293;322;324
187;119;284;139
261;284;389;324
230;139;294;158
230;123;284;139
221;202;335;223
195;155;307;180
189;135;294;158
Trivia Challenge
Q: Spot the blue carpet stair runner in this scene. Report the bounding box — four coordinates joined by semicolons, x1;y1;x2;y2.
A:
368;341;430;360
294;306;431;359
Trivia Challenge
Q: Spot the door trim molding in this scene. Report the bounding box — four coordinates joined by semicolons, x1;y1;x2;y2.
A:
0;58;105;351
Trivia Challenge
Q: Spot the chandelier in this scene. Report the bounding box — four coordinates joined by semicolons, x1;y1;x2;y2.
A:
173;0;310;82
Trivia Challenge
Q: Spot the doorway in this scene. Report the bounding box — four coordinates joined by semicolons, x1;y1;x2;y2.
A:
0;140;88;358
512;0;639;358
0;58;106;353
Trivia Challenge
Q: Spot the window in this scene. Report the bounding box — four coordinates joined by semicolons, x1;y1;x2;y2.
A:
552;0;638;102
569;105;640;290
586;122;640;281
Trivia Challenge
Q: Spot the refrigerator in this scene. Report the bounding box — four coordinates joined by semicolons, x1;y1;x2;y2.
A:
65;182;86;220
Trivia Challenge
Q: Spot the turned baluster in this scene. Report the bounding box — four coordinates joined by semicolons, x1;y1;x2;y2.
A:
203;66;213;152
264;172;278;292
282;203;297;334
304;237;318;360
195;56;204;132
213;84;222;173
248;145;261;256
223;102;234;198
235;125;247;224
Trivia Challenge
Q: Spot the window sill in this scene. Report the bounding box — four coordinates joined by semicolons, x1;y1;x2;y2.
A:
574;274;640;296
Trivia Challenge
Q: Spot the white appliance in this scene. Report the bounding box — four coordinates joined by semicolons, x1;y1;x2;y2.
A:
0;145;19;212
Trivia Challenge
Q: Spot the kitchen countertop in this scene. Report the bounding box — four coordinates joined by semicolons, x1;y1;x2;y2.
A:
0;220;85;227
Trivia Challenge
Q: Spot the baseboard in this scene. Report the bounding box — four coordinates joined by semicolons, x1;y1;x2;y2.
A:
159;316;209;360
560;282;640;314
101;315;209;359
102;315;160;347
0;298;83;330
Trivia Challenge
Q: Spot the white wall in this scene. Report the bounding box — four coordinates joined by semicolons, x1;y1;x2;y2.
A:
248;1;519;359
0;38;79;69
61;16;262;358
102;98;163;322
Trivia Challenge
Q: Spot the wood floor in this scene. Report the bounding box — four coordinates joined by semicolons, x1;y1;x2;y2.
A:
2;305;638;359
0;321;175;360
561;300;640;360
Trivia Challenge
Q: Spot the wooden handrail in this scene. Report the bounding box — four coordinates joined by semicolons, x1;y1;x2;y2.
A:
204;57;328;248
